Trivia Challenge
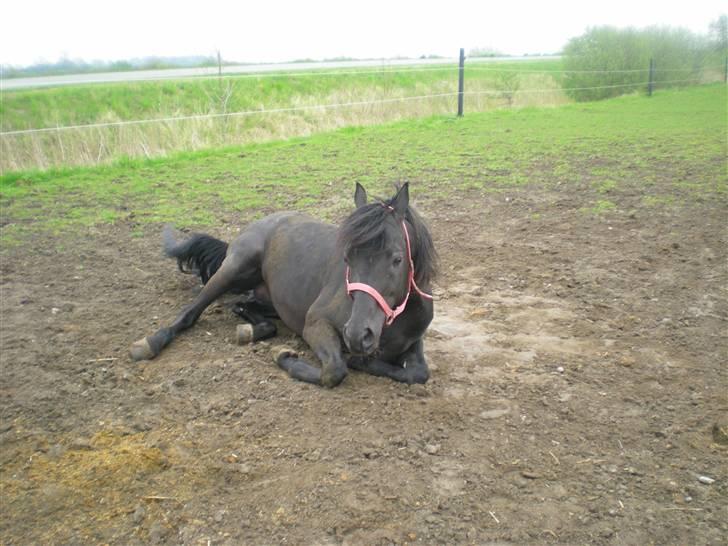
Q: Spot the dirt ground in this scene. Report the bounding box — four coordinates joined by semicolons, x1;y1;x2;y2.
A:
1;183;726;545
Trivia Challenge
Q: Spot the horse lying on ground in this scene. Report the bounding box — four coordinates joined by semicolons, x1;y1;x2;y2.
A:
130;183;437;387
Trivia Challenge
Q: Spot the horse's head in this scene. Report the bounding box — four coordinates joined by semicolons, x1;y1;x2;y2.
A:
338;183;436;355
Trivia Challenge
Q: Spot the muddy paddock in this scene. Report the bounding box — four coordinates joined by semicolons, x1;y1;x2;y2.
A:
1;185;726;545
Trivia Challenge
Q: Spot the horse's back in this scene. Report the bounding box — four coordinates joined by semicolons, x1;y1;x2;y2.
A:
258;213;340;335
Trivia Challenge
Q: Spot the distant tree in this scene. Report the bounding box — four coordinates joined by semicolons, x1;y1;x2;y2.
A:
468;47;503;58
708;15;728;53
562;26;709;101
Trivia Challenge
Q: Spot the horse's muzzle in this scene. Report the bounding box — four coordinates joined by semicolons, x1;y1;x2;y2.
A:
344;292;386;356
343;324;378;356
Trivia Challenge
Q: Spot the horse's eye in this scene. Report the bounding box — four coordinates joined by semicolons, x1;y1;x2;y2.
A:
393;256;403;266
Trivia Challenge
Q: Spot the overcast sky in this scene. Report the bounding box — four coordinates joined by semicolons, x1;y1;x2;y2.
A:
1;1;725;67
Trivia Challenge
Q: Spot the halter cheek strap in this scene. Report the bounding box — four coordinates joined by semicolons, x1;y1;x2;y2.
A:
345;211;433;326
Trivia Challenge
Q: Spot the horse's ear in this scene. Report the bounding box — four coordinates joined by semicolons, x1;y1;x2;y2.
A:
391;183;409;216
354;182;368;209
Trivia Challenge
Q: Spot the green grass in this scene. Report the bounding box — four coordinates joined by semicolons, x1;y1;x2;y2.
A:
1;60;563;131
582;199;617;215
1;84;725;246
1;60;573;171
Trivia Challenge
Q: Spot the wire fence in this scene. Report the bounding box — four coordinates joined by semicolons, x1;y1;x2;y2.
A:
0;78;708;138
1;60;711;88
1;57;724;171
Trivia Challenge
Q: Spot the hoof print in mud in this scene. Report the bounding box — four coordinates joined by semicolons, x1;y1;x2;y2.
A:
129;338;156;361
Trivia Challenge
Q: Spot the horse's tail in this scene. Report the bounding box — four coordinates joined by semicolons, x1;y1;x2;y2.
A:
163;225;228;285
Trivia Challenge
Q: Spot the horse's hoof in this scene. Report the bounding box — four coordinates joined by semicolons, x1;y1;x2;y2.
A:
236;324;255;344
130;337;156;361
271;345;298;364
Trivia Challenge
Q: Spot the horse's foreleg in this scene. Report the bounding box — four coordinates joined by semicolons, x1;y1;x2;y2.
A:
274;319;348;387
130;257;247;361
348;338;430;384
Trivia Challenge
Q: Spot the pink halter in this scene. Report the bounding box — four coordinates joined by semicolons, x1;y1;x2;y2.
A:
345;207;433;326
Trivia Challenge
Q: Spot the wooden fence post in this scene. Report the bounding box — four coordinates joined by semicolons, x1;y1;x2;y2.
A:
724;56;727;83
648;58;654;97
458;48;465;116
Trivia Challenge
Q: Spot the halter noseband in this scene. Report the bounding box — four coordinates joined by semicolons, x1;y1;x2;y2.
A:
345;205;433;326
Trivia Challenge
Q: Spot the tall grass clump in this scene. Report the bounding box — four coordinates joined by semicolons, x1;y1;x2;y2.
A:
561;25;717;101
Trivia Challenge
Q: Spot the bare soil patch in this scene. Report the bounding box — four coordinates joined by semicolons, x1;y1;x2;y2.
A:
1;184;726;545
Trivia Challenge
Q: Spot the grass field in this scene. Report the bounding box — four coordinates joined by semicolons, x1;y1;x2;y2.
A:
1;59;577;171
1;84;725;247
2;60;567;129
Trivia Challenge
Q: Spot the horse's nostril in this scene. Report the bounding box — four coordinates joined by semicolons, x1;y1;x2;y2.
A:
361;328;375;350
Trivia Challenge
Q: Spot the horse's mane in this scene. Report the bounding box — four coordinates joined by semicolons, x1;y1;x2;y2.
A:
338;194;438;287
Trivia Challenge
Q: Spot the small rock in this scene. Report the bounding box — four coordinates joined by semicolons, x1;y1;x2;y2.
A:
305;448;322;461
521;471;540;479
132;420;152;432
424;443;440;455
618;355;636;367
556;366;564;373
148;521;169;544
131;504;146;525
214;510;225;523
48;443;66;459
480;407;510;419
712;422;728;446
698;476;715;485
362;447;379;459
70;438;92;450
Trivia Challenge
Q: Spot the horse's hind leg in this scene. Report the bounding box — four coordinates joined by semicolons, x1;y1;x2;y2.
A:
130;250;260;361
232;291;279;320
233;301;277;344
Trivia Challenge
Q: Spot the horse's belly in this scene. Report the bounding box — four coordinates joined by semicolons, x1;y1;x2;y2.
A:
262;218;338;335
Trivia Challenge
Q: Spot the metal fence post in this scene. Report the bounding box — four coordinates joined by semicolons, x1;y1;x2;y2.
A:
458;48;465;116
648;58;654;97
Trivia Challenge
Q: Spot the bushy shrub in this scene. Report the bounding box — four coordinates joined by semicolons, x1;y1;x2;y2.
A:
561;26;710;101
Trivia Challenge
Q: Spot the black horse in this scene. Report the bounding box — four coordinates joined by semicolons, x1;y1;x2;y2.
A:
130;183;437;387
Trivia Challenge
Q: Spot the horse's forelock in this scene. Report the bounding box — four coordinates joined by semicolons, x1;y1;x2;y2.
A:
338;199;438;287
338;202;390;254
